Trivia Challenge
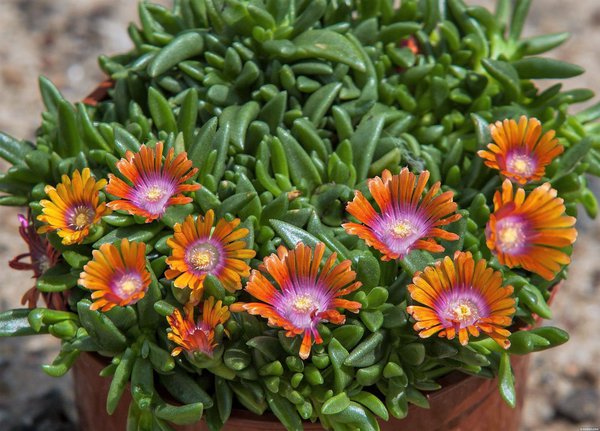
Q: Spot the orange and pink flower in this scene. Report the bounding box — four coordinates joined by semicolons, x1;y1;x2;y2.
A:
486;179;577;280
407;251;516;348
165;210;255;300
37;168;110;245
79;239;150;311
401;36;419;55
167;297;230;357
478;116;563;185
106;142;199;222
343;168;461;261
231;243;362;360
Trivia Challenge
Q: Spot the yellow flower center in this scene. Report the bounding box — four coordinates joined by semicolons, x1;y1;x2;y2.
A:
449;299;480;325
69;206;95;230
391;220;414;238
120;279;139;295
116;274;142;297
453;303;473;320
187;243;220;272
292;294;318;313
508;154;535;176
146;186;165;202
513;159;528;173
191;251;212;269
497;221;525;252
74;213;89;228
500;226;518;244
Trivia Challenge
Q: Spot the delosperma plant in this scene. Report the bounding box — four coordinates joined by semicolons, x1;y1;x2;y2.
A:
0;0;599;429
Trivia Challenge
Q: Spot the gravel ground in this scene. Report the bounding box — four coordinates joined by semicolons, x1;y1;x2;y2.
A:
0;1;599;430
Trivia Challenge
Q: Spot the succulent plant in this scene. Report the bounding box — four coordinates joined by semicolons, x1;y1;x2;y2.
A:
0;0;598;430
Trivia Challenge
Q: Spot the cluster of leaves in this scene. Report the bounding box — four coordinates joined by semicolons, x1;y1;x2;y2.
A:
0;0;597;430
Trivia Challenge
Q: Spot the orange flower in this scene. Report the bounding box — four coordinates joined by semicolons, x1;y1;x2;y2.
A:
343;168;461;261
165;210;255;298
478;116;563;184
407;251;516;348
401;36;419;55
106;142;200;222
37;168;110;245
79;239;150;312
486;179;577;280
231;243;362;360
167;297;230;357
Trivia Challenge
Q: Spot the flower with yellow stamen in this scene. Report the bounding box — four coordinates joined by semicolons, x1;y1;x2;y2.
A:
78;239;150;312
343;168;461;261
165;210;255;298
167;297;230;357
478;116;563;185
37;168;110;245
231;243;362;360
407;251;516;348
486;179;577;280
106;142;200;222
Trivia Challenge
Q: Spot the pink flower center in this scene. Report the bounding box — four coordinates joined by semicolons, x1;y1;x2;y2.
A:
145;185;166;202
112;272;143;299
375;211;429;257
390;219;416;239
447;299;480;326
506;152;536;177
435;287;489;329
132;176;177;216
67;205;95;230
292;294;319;313
186;242;220;274
276;286;329;330
496;218;528;253
188;327;212;352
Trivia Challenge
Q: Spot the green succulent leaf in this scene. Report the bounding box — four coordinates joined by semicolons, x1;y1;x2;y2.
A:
155;402;204;425
292;30;366;72
0;309;47;337
498;352;516;408
512;57;584;79
321;392;351;415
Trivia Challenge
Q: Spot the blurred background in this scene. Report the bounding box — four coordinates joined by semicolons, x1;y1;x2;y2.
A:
0;1;598;430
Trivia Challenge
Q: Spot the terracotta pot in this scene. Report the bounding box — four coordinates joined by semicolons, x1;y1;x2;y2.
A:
72;352;529;431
